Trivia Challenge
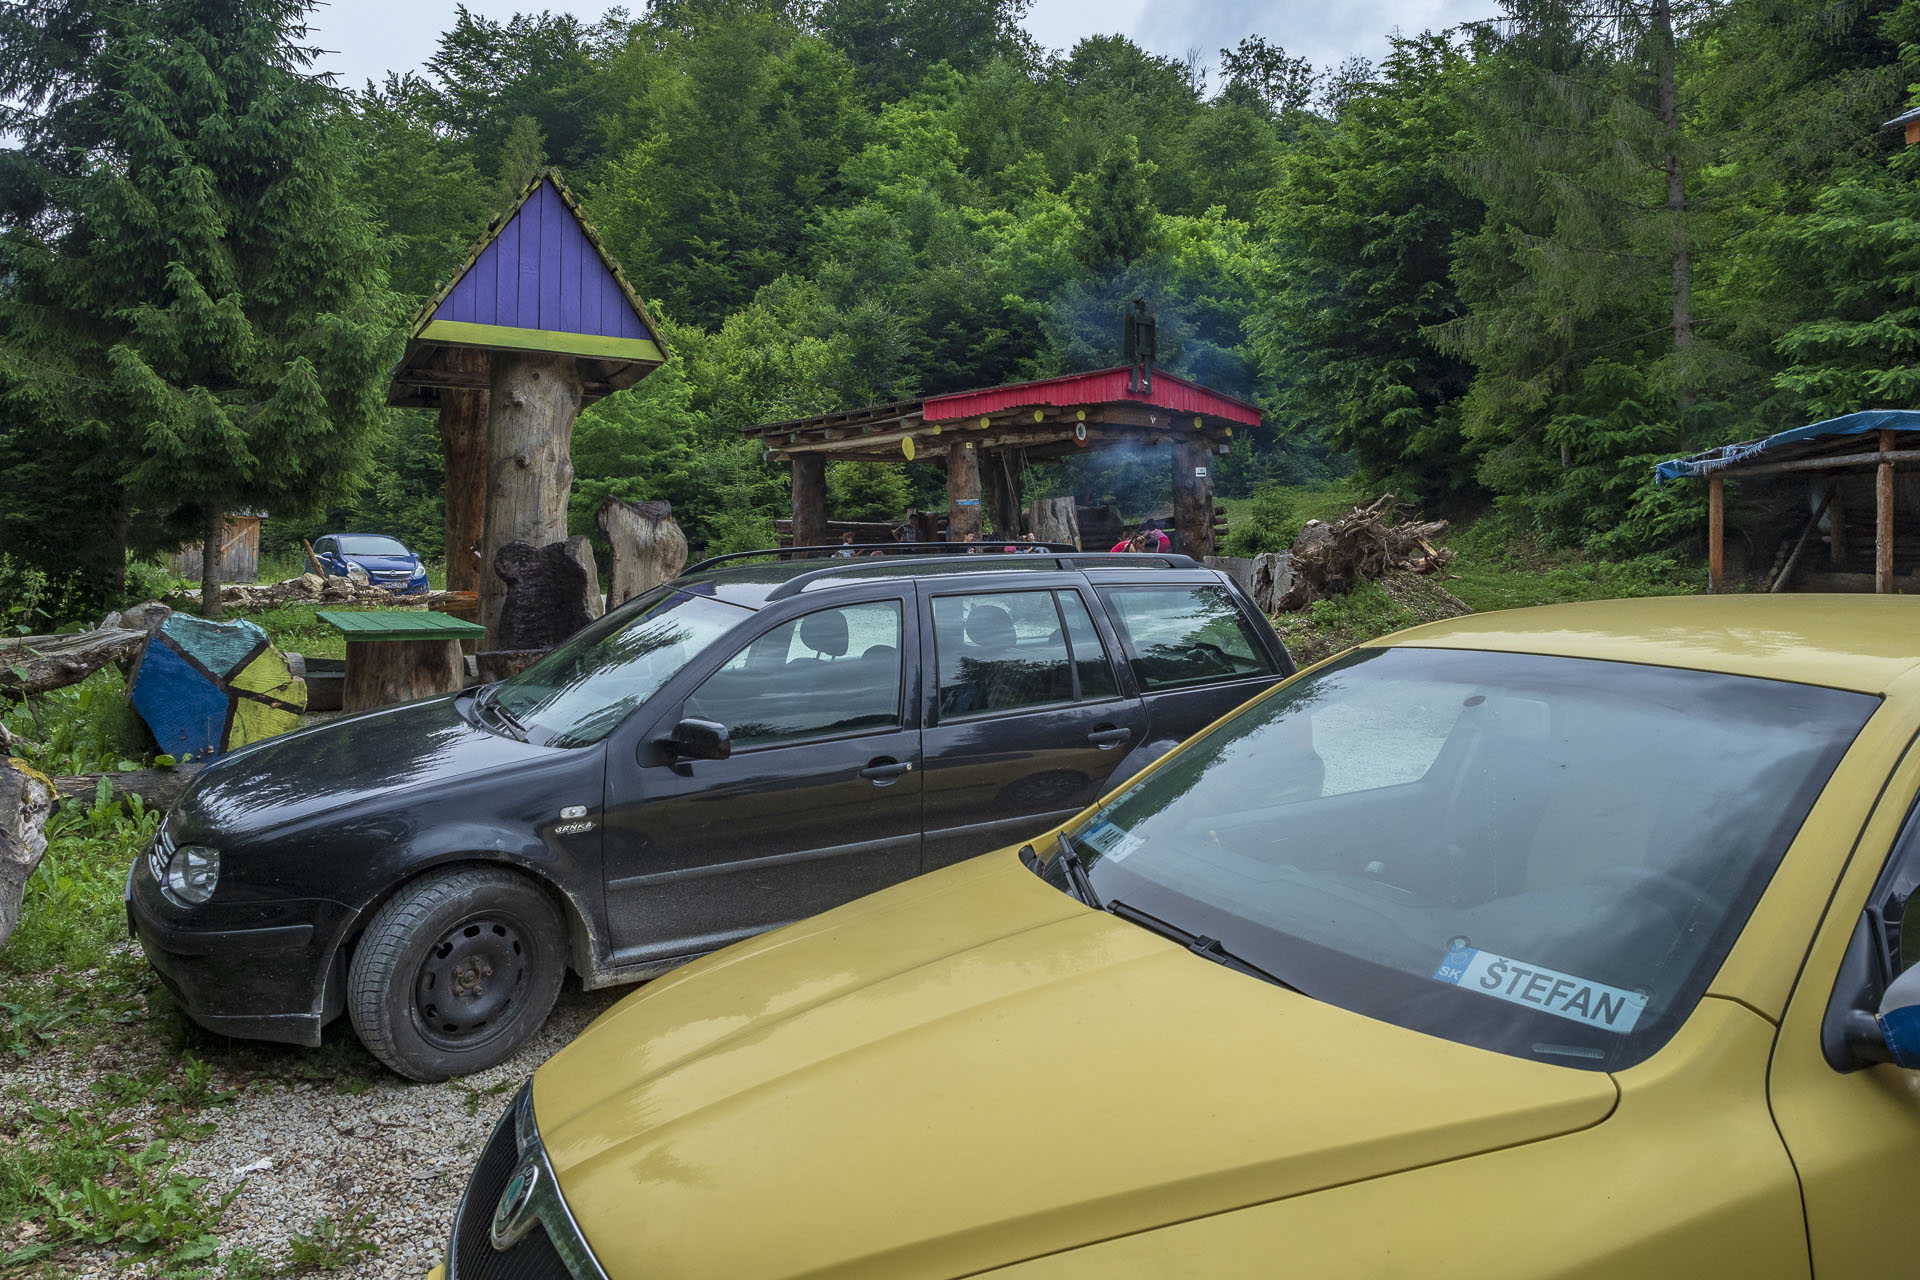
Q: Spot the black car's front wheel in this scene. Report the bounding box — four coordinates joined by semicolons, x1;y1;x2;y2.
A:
347;867;568;1081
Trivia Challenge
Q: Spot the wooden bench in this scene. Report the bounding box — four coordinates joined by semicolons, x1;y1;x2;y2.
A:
316;610;488;712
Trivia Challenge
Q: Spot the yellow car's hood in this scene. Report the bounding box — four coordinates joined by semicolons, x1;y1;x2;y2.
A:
534;852;1618;1279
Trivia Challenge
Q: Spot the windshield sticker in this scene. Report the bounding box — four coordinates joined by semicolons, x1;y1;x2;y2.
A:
1433;947;1647;1034
1080;821;1144;863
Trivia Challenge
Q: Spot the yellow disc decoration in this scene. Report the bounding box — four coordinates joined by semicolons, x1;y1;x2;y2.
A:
1034;409;1045;422
902;437;915;461
1194;416;1203;429
979;416;990;429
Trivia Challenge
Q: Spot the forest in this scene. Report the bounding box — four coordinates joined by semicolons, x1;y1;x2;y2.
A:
3;0;1918;618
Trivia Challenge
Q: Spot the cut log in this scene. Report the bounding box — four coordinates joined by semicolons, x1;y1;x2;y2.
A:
946;442;983;542
481;352;583;646
493;537;602;653
0;758;54;949
1027;497;1080;550
343;638;465;713
1250;552;1293;614
0;629;151;701
52;764;205;812
598;497;689;608
1172;438;1216;558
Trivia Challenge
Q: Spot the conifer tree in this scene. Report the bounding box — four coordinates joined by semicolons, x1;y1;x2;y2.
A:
0;0;401;615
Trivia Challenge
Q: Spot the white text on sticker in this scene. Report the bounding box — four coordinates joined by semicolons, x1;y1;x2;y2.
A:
1432;947;1647;1033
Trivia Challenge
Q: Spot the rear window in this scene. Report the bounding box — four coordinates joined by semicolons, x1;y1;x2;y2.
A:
1099;585;1274;691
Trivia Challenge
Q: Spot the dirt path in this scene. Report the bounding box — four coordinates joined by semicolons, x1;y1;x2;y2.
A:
4;967;625;1278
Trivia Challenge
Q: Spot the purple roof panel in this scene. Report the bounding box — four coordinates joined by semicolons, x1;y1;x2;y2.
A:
430;179;652;343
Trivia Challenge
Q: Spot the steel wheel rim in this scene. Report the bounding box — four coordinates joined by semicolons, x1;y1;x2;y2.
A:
412;913;532;1051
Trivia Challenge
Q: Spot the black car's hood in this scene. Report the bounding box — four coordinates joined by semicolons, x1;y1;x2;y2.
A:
178;694;558;840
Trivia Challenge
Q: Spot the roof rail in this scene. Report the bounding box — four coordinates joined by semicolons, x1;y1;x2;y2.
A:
746;549;1203;601
682;541;1076;575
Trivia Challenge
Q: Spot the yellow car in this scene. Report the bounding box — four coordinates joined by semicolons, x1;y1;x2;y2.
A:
428;597;1920;1280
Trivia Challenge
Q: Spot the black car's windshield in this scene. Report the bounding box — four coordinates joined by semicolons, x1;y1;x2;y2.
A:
336;536;409;556
491;590;747;747
1055;647;1877;1070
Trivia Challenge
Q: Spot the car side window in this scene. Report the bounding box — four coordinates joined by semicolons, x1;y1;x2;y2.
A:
1056;591;1118;700
932;591;1079;718
314;537;333;557
685;601;903;749
1099;585;1276;692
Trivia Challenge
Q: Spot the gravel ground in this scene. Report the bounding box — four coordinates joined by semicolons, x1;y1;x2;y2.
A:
3;966;627;1278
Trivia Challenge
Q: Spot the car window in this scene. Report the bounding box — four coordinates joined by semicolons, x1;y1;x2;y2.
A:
337;536;409;556
314;537;333;555
686;601;903;749
932;591;1076;718
1057;591;1118;700
1099;586;1275;691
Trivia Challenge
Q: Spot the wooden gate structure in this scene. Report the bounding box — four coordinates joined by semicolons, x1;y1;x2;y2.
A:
1656;409;1920;593
742;368;1261;559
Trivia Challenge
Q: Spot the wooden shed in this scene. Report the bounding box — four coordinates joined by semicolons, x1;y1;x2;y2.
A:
171;514;262;585
1655;410;1920;593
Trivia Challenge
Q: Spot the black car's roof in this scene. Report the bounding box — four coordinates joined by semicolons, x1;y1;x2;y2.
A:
671;552;1208;610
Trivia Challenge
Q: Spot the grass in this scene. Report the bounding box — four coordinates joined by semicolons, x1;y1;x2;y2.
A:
1;668;156;776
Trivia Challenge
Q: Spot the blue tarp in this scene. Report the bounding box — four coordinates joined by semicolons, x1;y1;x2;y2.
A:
1654;409;1920;483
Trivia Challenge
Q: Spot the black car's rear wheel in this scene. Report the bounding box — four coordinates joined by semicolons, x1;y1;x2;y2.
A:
347;867;567;1081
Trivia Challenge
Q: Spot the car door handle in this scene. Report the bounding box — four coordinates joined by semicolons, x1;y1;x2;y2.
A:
1087;727;1132;749
860;759;913;783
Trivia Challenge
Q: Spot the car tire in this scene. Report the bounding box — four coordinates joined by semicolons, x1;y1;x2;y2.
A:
347;867;568;1082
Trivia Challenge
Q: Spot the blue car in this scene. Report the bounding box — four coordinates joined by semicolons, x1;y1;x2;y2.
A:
312;533;429;594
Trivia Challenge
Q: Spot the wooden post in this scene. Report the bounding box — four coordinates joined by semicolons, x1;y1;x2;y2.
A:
947;442;983;541
1828;480;1848;566
1878;429;1895;594
480;352;583;647
440;348;490;596
791;456;828;549
1707;474;1724;594
983;449;1024;536
200;506;225;619
1173;438;1216;558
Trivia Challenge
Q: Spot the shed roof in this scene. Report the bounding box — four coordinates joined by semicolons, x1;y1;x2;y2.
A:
387;170;668;409
1654;409;1920;482
742;367;1260;463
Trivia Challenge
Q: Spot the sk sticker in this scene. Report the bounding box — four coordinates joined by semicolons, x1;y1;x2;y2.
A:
1432;947;1647;1033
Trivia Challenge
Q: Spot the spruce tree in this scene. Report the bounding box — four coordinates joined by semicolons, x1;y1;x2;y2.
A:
0;0;401;615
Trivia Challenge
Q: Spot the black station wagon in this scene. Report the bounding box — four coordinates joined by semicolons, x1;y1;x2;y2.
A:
128;549;1294;1078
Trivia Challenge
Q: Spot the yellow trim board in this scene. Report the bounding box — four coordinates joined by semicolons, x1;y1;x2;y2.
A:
419;320;665;365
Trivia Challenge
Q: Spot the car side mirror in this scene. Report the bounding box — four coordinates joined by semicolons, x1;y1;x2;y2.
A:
659;717;730;761
1877;964;1920;1069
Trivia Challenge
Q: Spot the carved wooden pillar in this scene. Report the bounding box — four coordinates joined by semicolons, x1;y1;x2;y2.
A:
440;348;491;596
481;352;583;647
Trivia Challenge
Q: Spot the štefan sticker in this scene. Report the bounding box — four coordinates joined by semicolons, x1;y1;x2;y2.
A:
130;615;307;761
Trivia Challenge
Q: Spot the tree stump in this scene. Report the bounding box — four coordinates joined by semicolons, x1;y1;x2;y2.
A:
1027;497;1080;550
128;614;307;759
0;758;54;949
492;537;603;654
598;497;688;607
481;352;583;647
343;638;466;712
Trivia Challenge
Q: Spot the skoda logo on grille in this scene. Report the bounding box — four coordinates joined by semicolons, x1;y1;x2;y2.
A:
489;1159;541;1252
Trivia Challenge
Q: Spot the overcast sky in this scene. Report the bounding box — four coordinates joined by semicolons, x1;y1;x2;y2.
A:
307;0;1495;92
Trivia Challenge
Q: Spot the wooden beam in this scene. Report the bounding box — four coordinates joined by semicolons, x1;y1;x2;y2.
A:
1708;447;1920;479
1878;429;1896;593
1829;480;1849;566
1708;474;1724;594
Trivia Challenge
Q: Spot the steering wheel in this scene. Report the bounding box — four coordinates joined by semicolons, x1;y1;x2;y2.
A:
1184;640;1234;669
1582;864;1704;929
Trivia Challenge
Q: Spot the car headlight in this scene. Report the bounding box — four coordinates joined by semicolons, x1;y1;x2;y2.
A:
164;844;220;905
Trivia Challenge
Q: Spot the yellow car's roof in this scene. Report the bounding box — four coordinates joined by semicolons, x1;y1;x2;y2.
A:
1372;594;1920;694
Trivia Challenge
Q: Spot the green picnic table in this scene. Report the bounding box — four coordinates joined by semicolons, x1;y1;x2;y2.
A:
316;610;488;712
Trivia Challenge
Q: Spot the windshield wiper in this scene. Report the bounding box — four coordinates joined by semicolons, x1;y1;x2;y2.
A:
1104;898;1302;993
1054;831;1103;909
475;685;529;742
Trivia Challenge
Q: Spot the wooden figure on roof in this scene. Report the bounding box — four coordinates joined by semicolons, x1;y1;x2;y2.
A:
1123;300;1156;394
387;170;669;645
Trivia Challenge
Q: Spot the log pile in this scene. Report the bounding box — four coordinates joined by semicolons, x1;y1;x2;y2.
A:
173;573;476;612
1274;494;1454;612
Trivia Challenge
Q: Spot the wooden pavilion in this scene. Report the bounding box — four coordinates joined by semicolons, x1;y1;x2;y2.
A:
741;368;1262;558
1655;409;1920;593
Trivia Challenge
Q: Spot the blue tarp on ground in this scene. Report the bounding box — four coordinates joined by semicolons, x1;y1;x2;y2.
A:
1654;409;1920;483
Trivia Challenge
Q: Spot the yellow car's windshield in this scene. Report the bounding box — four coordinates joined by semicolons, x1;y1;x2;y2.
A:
1060;647;1878;1070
